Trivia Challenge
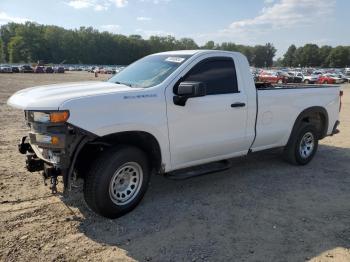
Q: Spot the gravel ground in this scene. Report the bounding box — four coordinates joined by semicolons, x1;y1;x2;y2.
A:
0;72;350;262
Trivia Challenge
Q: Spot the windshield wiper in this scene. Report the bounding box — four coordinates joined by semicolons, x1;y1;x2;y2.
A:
114;81;132;87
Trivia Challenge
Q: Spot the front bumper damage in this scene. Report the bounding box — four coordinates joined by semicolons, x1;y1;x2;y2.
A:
19;111;95;194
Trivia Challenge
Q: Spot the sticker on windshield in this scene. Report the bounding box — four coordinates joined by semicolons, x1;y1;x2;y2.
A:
165;57;186;63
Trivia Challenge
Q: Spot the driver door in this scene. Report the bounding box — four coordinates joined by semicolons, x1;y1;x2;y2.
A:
166;56;250;169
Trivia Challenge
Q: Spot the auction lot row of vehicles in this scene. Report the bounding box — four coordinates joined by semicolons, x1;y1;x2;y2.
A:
61;65;125;74
252;68;350;84
0;64;126;74
0;64;65;73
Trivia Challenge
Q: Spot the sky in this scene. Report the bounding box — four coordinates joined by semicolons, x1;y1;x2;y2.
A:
0;0;348;57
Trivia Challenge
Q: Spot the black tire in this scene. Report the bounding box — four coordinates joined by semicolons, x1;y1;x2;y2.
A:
283;123;319;165
304;79;309;84
84;146;150;218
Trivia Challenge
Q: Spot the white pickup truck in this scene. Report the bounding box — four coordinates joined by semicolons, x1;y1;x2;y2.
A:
8;50;341;218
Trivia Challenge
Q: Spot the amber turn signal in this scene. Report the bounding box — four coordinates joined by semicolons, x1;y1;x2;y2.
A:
51;136;60;145
50;111;69;123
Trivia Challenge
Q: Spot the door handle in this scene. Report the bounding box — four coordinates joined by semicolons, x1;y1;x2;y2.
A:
231;102;246;108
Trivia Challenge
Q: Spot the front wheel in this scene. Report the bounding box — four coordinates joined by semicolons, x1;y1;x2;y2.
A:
84;146;150;218
284;123;319;165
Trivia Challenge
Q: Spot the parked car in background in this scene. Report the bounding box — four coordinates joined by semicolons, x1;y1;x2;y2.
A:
45;66;54;73
11;66;20;73
0;64;13;73
115;66;125;74
317;74;342;85
337;73;350;83
88;66;96;73
258;71;287;84
101;67;116;74
54;66;65;73
301;74;319;84
285;72;303;83
345;68;350;75
313;70;324;75
34;66;45;73
20;65;34;73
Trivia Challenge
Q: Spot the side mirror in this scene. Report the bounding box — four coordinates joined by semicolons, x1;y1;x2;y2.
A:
173;81;206;106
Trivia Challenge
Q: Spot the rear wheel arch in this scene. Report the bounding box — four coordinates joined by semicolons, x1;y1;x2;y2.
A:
288;107;328;144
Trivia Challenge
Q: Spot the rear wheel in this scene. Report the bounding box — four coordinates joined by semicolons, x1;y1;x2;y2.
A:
323;81;328;84
277;79;283;84
284;123;319;165
84;146;150;218
304;79;309;84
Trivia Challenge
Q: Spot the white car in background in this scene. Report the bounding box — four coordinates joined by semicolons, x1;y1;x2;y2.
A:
338;73;350;83
300;73;319;84
0;64;13;73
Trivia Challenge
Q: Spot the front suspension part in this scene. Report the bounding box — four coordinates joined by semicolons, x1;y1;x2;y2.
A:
43;165;61;194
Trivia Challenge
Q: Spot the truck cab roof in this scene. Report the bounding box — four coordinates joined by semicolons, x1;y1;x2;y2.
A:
152;49;243;57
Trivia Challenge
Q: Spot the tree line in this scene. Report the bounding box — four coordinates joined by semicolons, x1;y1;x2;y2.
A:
0;22;276;67
0;22;348;68
279;44;350;68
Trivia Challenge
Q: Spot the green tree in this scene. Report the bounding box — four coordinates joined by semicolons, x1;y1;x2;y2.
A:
0;38;3;62
282;44;296;67
328;46;349;67
252;43;276;67
0;23;20;62
318;45;332;67
202;41;215;49
8;36;27;62
300;44;320;67
177;38;198;50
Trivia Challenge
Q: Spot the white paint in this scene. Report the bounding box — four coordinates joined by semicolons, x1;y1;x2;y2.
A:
7;50;340;172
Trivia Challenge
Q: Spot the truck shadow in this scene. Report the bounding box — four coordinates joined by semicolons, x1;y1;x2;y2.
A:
63;144;350;261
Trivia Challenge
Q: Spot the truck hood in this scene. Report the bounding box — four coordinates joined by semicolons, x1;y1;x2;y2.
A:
7;81;142;110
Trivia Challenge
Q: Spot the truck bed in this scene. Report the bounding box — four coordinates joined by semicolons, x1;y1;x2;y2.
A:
255;82;339;90
251;83;340;151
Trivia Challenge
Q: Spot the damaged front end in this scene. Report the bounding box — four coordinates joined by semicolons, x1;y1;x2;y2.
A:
19;110;94;194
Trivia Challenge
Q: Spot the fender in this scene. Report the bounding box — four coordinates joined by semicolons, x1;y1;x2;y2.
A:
287;106;329;145
92;123;171;171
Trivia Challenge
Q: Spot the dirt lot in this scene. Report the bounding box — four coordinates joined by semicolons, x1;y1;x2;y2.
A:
0;72;350;262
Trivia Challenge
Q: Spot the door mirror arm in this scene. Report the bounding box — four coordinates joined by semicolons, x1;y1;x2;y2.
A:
173;81;206;106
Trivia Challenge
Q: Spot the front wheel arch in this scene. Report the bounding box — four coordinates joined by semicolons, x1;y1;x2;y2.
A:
75;131;163;178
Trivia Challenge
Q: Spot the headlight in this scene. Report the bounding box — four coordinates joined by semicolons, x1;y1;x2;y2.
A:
32;111;69;123
35;134;60;145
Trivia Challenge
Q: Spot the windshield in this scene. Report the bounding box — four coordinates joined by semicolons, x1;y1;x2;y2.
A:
108;54;192;88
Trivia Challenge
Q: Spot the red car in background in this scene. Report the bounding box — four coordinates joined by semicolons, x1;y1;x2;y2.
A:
258;71;287;84
317;74;343;84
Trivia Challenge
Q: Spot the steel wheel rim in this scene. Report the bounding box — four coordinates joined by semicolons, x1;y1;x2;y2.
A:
109;162;143;206
299;132;314;159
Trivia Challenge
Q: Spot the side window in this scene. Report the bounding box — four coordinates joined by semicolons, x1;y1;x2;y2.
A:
183;58;238;95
